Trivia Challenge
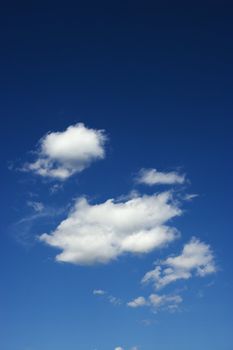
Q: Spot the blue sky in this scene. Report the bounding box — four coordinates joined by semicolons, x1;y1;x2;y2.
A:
1;2;233;350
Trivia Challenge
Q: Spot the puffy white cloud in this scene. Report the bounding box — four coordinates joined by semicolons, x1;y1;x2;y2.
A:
127;293;182;311
24;123;106;180
137;168;185;186
127;296;147;308
39;191;181;265
142;238;216;289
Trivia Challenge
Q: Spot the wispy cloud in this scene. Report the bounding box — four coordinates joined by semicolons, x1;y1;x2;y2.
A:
108;295;122;306
141;319;154;326
184;193;199;201
49;183;63;194
136;168;185;186
114;347;139;350
27;201;44;212
93;289;106;295
93;289;122;306
11;204;66;246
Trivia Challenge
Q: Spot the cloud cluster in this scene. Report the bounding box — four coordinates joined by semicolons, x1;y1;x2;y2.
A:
20;122;217;320
24;123;106;180
137;168;185;186
128;293;182;311
39;191;181;265
142;238;216;289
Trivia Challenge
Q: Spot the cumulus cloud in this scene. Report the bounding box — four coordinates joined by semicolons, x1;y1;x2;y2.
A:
127;296;147;308
24;123;106;180
127;293;182;311
39;191;181;265
142;238;216;289
137;168;185;186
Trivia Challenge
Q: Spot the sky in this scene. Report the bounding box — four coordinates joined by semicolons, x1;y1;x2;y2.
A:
1;2;233;350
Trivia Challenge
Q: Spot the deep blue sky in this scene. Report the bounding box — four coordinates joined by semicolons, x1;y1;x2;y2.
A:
1;2;233;350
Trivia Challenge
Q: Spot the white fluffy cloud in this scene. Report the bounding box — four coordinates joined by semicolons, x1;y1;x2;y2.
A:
127;293;182;311
142;238;216;289
39;191;181;265
137;168;185;186
24;123;106;180
127;296;147;308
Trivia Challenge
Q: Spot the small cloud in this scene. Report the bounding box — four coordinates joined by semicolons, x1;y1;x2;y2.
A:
127;293;182;312
93;289;122;306
50;183;63;194
108;295;122;306
114;347;139;350
142;237;216;289
93;289;106;295
136;168;185;186
184;193;199;201
127;296;147;308
23;123;107;180
197;290;204;299
149;293;182;311
206;280;215;288
27;201;44;212
141;319;153;326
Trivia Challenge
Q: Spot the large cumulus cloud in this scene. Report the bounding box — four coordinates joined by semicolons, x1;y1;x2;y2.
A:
40;191;182;265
